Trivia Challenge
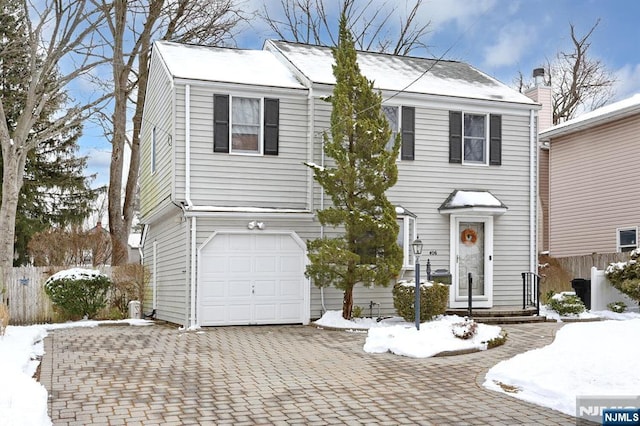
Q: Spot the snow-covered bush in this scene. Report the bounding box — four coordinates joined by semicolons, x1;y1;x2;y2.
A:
605;250;640;303
607;301;627;313
392;280;449;322
547;291;586;316
44;268;112;319
452;318;477;339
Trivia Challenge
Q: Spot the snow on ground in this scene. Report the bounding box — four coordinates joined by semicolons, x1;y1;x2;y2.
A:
2;309;639;425
483;315;640;417
315;311;503;358
0;319;152;426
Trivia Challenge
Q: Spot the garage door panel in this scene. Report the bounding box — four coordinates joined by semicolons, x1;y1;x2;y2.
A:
255;256;277;273
254;280;276;297
280;256;303;273
228;280;251;297
199;232;306;326
230;257;253;273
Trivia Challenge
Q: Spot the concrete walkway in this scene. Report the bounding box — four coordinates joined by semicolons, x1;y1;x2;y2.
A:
40;321;576;425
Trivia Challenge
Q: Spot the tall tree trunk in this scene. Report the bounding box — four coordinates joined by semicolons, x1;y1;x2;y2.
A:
342;286;354;320
0;150;27;271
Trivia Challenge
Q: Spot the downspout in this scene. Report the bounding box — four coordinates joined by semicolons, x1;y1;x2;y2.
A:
185;84;198;329
530;109;537;273
318;91;327;315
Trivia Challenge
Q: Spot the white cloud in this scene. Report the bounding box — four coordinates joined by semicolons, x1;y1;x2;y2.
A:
420;0;497;31
613;63;640;100
483;22;536;68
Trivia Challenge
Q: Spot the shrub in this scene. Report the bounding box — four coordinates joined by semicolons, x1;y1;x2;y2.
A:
547;291;586;316
44;268;112;319
352;305;363;318
607;301;627;313
486;331;508;349
110;264;150;317
605;249;640;303
392;281;449;322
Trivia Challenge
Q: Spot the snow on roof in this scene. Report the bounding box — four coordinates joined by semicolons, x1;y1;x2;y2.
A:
154;41;305;89
267;41;536;105
540;93;640;140
438;190;507;214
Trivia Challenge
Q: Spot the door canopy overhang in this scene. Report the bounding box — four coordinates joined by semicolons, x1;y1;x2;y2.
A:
438;190;507;216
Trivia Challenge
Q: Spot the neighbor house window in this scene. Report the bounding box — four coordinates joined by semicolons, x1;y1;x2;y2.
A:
449;111;501;165
213;94;279;155
396;207;417;268
151;126;156;173
617;227;638;252
382;105;415;160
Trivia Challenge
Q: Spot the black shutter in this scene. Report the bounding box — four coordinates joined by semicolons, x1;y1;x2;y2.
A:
449;111;462;163
401;106;415;160
264;98;279;155
213;94;229;153
489;114;502;165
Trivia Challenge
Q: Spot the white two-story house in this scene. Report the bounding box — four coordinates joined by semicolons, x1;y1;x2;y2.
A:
139;40;540;328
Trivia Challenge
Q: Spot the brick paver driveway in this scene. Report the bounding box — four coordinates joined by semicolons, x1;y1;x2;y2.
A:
41;322;575;425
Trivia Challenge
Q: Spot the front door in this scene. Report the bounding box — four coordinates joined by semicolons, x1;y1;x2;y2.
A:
450;216;493;308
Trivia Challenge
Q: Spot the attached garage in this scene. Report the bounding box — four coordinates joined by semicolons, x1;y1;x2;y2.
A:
197;231;309;326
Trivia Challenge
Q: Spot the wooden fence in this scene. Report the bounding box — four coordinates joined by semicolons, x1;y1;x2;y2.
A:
553;252;629;279
2;266;113;325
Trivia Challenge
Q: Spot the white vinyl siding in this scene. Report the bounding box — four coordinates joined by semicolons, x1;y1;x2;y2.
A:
549;115;640;256
142;211;189;327
173;84;309;209
139;51;175;220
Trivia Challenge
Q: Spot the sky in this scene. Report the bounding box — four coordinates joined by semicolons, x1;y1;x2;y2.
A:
2;307;639;425
80;0;640;189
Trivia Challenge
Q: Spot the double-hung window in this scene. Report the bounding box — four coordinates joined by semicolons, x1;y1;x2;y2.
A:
214;94;279;155
449;111;501;165
617;227;638;252
382;105;415;160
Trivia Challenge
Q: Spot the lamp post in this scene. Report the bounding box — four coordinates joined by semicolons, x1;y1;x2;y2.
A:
412;236;423;330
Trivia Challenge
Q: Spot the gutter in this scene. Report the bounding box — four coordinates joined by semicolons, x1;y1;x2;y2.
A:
530;109;537;273
185;84;198;329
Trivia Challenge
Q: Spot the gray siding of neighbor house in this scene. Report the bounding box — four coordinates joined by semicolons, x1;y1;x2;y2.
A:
549;115;640;257
311;93;536;307
171;82;311;210
140;51;176;221
143;208;189;327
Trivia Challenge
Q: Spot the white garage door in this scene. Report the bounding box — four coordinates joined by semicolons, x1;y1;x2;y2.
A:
198;232;307;326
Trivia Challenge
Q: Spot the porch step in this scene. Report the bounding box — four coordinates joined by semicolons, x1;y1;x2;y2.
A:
445;307;546;324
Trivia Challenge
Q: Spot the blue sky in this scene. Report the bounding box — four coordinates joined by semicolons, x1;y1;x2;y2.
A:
81;0;640;188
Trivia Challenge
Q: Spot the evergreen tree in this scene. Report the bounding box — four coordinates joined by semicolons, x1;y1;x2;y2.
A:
305;11;403;320
0;0;100;265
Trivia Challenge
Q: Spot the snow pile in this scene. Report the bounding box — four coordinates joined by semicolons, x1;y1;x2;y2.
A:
484;318;640;416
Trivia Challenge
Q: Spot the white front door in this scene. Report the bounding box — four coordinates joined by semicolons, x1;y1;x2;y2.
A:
450;216;493;308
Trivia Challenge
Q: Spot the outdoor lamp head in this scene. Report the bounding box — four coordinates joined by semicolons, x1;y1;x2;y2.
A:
412;237;423;256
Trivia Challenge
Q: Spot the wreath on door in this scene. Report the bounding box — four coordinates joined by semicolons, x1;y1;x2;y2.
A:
461;228;478;246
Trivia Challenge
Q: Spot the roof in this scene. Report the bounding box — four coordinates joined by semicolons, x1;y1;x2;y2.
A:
540;93;640;140
153;41;305;89
266;40;537;105
438;190;507;215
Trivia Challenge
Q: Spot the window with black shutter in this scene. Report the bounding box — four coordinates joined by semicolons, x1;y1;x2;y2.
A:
449;111;501;166
401;106;415;160
213;94;229;153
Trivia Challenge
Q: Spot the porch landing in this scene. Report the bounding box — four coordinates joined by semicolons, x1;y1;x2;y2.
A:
446;306;546;324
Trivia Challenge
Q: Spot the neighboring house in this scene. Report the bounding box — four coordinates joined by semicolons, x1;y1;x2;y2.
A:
139;40;541;328
539;94;640;257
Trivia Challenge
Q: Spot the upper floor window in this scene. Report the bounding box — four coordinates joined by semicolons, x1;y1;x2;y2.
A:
382;105;415;160
449;111;501;166
617;227;638;252
214;94;279;156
